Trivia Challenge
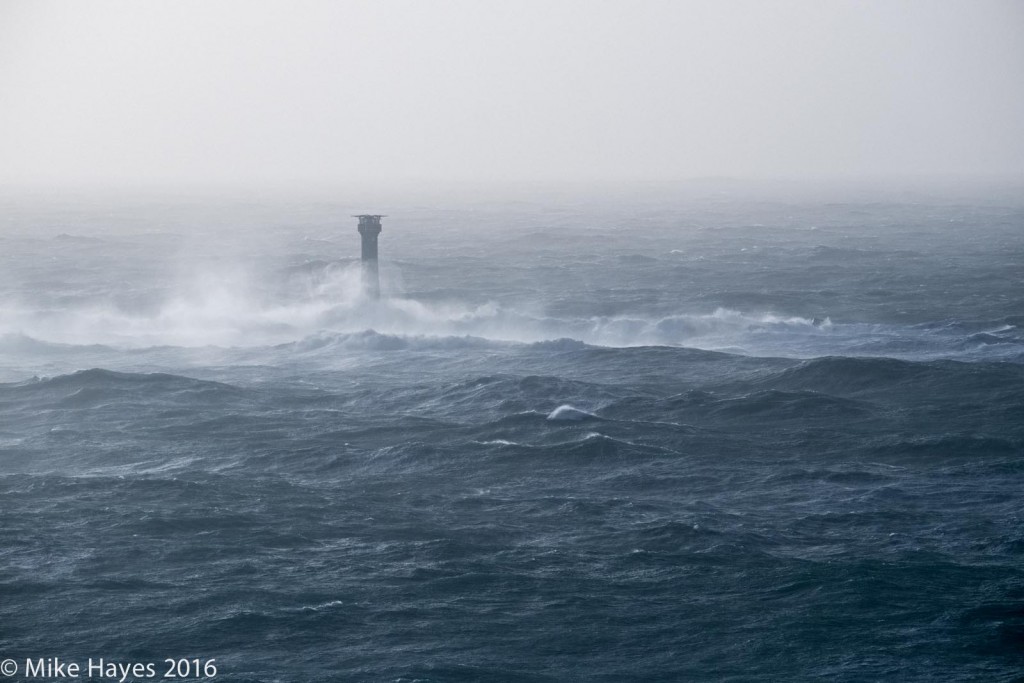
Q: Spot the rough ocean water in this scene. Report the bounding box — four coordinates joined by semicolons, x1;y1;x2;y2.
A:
1;186;1022;682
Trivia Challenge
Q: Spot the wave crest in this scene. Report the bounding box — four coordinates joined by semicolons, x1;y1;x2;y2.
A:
0;260;1020;361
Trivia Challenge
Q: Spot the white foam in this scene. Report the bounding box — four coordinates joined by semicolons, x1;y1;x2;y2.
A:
547;405;598;421
0;261;1019;361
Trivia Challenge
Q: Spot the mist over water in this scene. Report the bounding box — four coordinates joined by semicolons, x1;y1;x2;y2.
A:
2;185;1022;362
3;0;1024;678
1;185;1023;681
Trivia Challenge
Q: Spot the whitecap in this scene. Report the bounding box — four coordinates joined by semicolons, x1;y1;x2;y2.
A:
546;405;599;421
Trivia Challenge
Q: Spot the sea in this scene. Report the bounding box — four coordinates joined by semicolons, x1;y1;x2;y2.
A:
1;182;1022;681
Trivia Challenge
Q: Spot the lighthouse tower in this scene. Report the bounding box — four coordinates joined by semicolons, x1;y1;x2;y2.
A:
354;215;384;299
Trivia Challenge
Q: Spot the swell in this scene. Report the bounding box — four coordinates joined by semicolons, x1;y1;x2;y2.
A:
758;355;1024;396
0;368;247;409
1;353;1021;481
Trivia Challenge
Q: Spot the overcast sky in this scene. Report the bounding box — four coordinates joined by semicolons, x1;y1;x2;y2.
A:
1;0;1022;189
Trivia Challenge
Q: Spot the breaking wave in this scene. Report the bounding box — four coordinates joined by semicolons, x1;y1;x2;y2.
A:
0;261;1020;362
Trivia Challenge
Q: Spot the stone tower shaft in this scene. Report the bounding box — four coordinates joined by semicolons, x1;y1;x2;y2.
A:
354;215;384;299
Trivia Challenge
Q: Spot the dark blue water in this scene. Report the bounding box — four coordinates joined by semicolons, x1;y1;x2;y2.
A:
1;187;1022;681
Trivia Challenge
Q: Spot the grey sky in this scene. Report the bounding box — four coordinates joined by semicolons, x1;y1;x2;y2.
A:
1;0;1022;188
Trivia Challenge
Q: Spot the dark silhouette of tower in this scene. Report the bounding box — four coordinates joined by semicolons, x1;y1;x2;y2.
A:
354;215;384;299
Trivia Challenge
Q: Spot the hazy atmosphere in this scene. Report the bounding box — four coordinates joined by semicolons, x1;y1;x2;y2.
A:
2;0;1023;189
2;3;1024;682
